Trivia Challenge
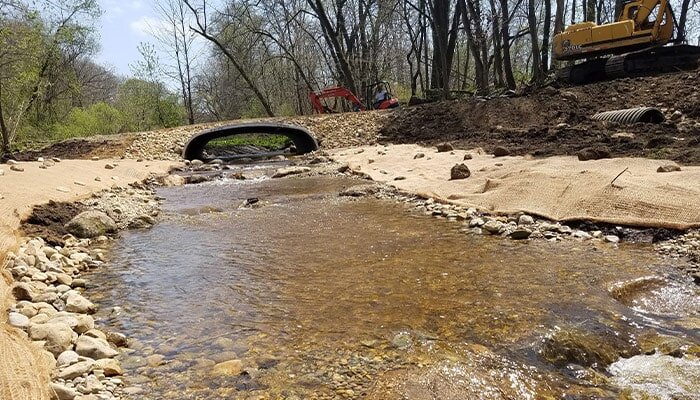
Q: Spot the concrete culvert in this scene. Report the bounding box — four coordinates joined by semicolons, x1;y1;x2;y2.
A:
182;123;319;161
591;107;664;124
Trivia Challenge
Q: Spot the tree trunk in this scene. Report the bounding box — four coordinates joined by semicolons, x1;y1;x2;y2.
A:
678;0;692;42
489;0;504;87
528;0;543;83
586;0;595;22
500;0;516;89
0;79;10;154
541;0;552;73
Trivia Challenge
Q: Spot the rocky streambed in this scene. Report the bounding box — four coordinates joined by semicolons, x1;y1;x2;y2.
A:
4;154;700;399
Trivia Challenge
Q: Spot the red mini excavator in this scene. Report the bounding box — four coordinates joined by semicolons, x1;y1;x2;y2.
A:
309;81;399;114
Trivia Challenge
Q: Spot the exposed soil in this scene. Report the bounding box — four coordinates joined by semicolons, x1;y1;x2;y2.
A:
381;70;700;165
10;135;136;161
21;201;86;246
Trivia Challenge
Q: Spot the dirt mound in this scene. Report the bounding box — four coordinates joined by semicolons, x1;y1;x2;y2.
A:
381;70;700;165
11;135;136;161
22;201;86;246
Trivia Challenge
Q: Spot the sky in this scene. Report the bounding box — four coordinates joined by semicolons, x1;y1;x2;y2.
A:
96;0;165;76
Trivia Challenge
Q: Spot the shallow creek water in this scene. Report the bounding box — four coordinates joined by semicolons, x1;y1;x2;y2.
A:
85;166;700;399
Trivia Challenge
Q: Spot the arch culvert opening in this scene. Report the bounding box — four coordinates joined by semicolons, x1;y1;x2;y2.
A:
182;123;319;161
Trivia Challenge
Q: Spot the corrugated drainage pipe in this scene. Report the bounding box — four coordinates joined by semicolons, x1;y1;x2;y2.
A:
591;107;664;124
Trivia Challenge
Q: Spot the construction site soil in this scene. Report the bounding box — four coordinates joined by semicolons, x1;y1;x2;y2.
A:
381;71;700;165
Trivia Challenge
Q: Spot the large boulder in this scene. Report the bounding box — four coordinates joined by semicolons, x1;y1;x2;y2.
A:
65;210;117;238
29;322;74;356
75;335;119;359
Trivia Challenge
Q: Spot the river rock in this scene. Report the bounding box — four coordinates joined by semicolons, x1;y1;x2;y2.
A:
339;184;381;197
58;360;94;380
8;312;30;329
482;220;503;234
414;152;425;159
75;335;119;359
57;350;80;367
604;235;620;244
657;164;681;173
10;165;24;172
29;322;74;356
65;292;96;314
211;359;243;376
128;215;156;229
65;211;117;238
509;228;532;240
160;174;185;186
95;358;123;376
11;282;35;301
450;164;471;180
271;166;311;178
518;215;535;225
493;146;510;157
436;142;453;152
50;382;80;400
106;332;127;347
577;147;611;161
82;375;104;393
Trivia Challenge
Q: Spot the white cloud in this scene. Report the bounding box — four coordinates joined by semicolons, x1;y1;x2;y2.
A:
129;16;171;37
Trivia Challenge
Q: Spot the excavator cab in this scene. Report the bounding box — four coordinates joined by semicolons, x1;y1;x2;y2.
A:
367;81;400;110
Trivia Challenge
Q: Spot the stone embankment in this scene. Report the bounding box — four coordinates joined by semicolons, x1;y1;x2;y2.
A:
5;185;163;400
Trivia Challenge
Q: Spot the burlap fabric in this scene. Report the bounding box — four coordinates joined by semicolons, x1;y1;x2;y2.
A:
333;144;700;229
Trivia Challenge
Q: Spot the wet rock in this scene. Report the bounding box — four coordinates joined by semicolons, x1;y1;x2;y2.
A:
65;292;96;314
106;332;127;347
482;220;504;234
493;146;510;157
160;174;185;186
75;335;119;359
657;164;681;173
146;354;166;367
509;229;532;240
128;215;156;229
272;166;311;178
450;164;471;180
436;142;453;152
391;332;412;349
65;211;117;238
608;354;700;399
29;323;74;356
58;360;94;380
185;174;214;184
211;359;243;376
95;358;123;376
339;184;381;197
57;350;80;366
50;382;79;400
540;326;638;369
577;147;611;161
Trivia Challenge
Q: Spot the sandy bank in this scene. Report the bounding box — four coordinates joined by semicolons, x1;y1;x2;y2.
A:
0;158;177;400
331;144;700;230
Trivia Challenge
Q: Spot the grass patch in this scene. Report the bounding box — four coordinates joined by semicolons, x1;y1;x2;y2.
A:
207;134;291;150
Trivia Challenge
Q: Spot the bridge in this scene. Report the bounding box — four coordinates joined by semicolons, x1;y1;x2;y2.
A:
182;123;319;160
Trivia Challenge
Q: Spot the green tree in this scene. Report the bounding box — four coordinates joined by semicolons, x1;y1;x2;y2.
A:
116;78;183;131
52;102;124;138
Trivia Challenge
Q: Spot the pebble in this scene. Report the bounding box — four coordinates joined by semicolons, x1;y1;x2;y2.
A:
10;165;24;172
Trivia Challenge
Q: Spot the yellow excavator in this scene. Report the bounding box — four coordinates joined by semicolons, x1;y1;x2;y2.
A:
553;0;700;83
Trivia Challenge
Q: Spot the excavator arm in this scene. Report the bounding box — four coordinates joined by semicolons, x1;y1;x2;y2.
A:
552;0;699;84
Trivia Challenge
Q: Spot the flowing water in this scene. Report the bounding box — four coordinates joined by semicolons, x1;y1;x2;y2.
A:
85;164;700;399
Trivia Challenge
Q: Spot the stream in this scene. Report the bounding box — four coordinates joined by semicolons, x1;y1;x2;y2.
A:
85;163;700;399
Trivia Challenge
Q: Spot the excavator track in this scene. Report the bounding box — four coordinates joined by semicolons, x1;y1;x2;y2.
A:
558;44;700;84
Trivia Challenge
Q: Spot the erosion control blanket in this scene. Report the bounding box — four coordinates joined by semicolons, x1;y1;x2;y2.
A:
332;144;700;230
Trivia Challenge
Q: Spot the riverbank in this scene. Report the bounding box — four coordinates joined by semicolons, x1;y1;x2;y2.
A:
0;159;176;400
